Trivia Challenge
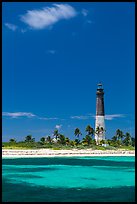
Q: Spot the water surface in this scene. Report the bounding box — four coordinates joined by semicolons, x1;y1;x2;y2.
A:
2;156;135;202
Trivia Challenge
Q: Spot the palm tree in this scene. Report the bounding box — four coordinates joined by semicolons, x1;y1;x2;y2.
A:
123;132;132;146
75;138;80;145
74;128;82;141
115;129;124;145
25;135;33;142
107;139;112;145
100;140;105;145
116;129;124;140
100;127;105;132
85;125;94;138
40;137;45;144
53;129;59;140
95;126;100;145
58;134;66;145
85;135;92;145
95;126;105;145
70;140;75;146
31;137;35;142
111;135;117;142
95;126;100;134
120;131;124;140
95;126;105;135
115;129;121;139
46;136;52;144
65;137;70;145
92;139;96;145
131;137;135;147
9;138;16;143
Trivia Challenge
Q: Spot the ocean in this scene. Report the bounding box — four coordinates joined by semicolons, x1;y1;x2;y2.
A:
2;156;135;202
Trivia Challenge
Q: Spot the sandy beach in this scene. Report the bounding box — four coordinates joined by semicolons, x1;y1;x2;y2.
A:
2;149;135;158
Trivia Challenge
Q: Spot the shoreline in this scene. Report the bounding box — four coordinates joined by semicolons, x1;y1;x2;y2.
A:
2;149;135;158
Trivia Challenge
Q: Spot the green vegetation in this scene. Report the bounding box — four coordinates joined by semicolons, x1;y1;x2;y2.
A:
95;126;106;145
74;128;82;144
2;127;135;150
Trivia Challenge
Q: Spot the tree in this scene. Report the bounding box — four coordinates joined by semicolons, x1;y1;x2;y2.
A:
70;140;75;146
111;135;117;142
123;132;132;146
25;135;34;142
112;129;125;146
116;129;124;141
74;128;82;141
131;137;135;147
40;137;45;144
32;137;35;142
111;129;124;145
46;136;52;144
111;131;123;146
107;139;112;145
100;140;105;145
92;139;96;145
53;129;59;140
74;138;80;145
9;138;16;143
85;135;92;145
82;137;86;145
65;137;70;145
95;126;105;145
85;125;94;138
58;134;66;145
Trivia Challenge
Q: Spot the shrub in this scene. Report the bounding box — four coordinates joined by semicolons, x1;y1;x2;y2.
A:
52;147;61;150
105;146;116;150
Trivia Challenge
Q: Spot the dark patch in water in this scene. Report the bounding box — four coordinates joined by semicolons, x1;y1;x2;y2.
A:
12;174;43;179
3;167;58;173
82;177;97;181
2;157;135;168
94;166;134;171
2;177;135;202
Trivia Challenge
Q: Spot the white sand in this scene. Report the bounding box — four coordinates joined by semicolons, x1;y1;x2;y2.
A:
2;149;135;158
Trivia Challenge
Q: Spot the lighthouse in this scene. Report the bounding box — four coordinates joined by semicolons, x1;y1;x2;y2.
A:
95;83;105;144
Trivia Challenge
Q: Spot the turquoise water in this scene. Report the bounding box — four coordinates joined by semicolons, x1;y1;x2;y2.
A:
2;156;135;202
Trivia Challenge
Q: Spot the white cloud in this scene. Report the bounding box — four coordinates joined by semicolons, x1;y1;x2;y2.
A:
2;112;36;118
5;23;17;31
20;4;77;30
3;112;125;121
2;112;59;120
71;114;125;120
71;115;89;120
38;117;58;120
105;114;125;120
55;124;62;129
81;9;88;16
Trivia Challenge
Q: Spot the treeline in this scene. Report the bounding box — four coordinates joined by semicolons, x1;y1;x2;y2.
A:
2;126;135;149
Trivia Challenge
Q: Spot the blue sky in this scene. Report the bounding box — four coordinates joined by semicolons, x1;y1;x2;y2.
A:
2;2;135;142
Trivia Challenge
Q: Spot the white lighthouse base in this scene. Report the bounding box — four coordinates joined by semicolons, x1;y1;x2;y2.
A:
95;115;105;145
